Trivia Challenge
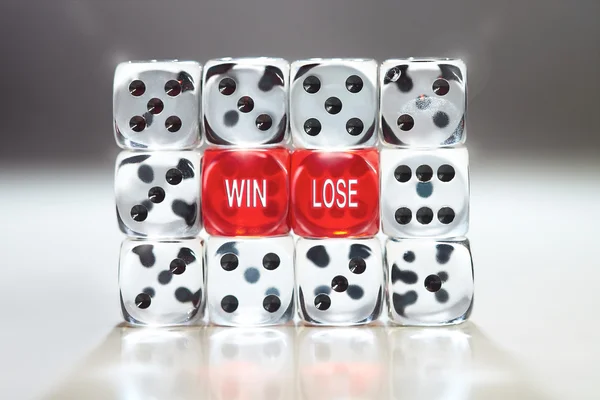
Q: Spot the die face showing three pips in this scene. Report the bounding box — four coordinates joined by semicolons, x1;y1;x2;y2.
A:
114;57;472;327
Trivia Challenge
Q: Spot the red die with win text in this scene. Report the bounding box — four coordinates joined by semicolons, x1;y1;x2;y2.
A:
291;149;379;238
202;148;290;236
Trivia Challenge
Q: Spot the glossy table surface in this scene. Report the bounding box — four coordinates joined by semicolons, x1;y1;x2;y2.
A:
1;155;598;399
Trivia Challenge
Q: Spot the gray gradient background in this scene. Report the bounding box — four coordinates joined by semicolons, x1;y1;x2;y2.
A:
1;0;599;165
1;1;599;399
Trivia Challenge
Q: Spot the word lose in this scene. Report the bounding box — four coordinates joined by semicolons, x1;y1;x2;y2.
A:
312;179;358;208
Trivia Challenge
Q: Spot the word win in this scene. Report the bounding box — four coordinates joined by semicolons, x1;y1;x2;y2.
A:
312;179;358;208
225;179;267;207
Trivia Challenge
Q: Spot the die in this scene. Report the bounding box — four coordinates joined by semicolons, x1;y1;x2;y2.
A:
208;327;294;399
115;151;201;238
389;327;471;399
297;327;387;399
296;238;383;325
291;149;379;238
206;236;295;326
203;57;289;146
202;148;290;236
113;60;202;149
380;58;467;147
119;239;205;326
380;147;469;238
290;59;378;149
386;238;474;326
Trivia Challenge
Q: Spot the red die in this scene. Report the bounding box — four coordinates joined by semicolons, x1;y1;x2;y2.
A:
291;149;380;238
202;148;291;236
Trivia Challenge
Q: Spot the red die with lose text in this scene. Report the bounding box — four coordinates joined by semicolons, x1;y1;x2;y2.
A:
291;149;379;238
202;148;290;236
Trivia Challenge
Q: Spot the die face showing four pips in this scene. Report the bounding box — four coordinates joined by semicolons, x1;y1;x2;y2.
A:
113;57;472;327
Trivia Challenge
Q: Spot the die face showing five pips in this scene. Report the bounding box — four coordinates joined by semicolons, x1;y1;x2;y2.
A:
113;57;472;327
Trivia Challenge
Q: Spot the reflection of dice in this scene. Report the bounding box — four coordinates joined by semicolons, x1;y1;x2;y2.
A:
113;60;202;150
115;151;201;238
120;328;207;399
202;58;289;146
298;327;387;399
291;149;379;238
389;327;472;399
119;239;205;326
386;238;474;326
381;147;469;238
296;238;383;325
206;236;295;326
290;59;378;149
380;58;466;147
202;148;290;236
208;327;294;400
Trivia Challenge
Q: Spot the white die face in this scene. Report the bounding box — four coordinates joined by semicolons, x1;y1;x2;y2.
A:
386;238;474;326
208;328;294;400
380;58;466;147
290;59;378;149
295;238;383;325
115;151;201;238
381;147;469;238
113;61;201;149
119;239;205;326
206;236;295;326
297;328;387;399
203;58;289;146
389;328;472;400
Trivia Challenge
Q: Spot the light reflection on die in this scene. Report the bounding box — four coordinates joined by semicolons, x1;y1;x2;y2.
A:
297;327;388;399
207;327;295;400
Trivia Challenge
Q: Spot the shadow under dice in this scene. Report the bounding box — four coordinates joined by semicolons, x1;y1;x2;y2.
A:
206;236;295;326
115;151;201;238
386;238;474;326
119;239;205;326
208;327;294;399
380;58;466;147
203;58;289;146
291;149;379;238
290;59;378;149
296;238;383;325
113;60;202;150
381;148;469;238
202;148;290;236
298;328;387;399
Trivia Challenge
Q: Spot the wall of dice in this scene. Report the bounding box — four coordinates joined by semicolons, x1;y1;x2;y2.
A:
113;57;474;327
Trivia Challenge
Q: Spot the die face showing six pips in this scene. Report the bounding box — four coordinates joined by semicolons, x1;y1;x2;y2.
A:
113;58;472;327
